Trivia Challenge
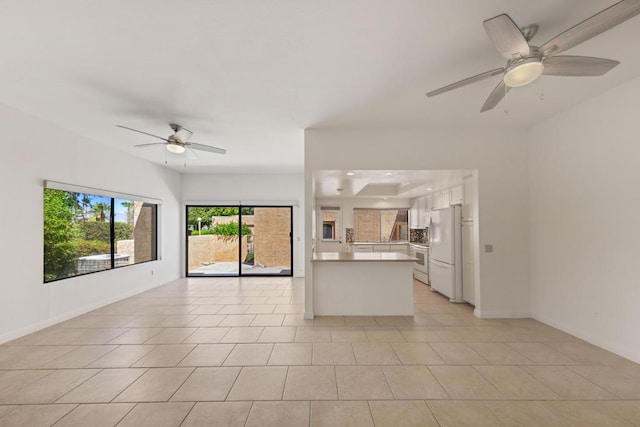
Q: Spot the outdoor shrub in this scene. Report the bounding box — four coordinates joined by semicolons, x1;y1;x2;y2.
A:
114;222;133;240
79;221;133;241
191;229;214;236
43;189;76;281
72;240;111;258
211;221;251;236
78;221;110;241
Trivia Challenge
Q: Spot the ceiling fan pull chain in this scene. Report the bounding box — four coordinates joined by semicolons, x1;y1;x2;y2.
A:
503;84;509;116
539;75;545;101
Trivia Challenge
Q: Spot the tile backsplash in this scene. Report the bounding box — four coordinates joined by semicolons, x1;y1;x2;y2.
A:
345;228;354;243
410;228;428;244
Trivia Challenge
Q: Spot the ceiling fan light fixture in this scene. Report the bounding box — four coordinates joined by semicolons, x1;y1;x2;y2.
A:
503;58;544;87
166;143;186;154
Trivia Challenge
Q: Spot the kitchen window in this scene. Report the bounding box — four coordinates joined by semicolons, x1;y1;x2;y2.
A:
353;208;408;242
320;207;340;241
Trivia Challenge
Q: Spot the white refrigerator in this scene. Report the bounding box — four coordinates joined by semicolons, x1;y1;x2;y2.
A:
429;206;464;302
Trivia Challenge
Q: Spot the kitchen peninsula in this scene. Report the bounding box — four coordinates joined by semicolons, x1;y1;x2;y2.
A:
311;251;417;315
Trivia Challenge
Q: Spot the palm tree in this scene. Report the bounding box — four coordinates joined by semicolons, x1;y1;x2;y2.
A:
92;202;110;223
121;201;135;226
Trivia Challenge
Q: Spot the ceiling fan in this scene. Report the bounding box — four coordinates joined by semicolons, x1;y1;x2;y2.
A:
116;123;226;155
426;0;640;112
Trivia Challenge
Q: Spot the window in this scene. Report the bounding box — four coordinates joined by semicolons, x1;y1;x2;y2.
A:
322;222;335;240
353;208;408;242
320;207;340;241
43;187;158;283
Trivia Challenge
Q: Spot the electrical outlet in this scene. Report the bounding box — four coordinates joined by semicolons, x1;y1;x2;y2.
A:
484;244;493;253
151;269;154;276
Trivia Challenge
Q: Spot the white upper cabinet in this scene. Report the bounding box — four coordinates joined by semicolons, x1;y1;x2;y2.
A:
409;198;420;228
424;194;433;211
441;189;450;207
432;191;443;210
462;175;477;221
449;185;463;205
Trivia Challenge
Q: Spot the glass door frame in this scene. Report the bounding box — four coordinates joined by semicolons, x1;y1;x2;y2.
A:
185;204;293;278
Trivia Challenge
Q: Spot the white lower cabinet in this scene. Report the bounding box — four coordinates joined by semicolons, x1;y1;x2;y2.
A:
350;243;409;254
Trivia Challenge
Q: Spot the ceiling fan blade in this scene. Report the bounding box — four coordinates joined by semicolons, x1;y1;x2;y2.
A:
133;142;167;148
426;68;504;97
540;0;640;56
543;55;619;76
480;80;511;112
116;125;168;142
185;147;199;160
483;14;531;59
187;142;227;155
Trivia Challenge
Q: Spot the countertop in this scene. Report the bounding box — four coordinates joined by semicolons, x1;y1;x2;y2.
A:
411;243;429;249
312;252;417;262
348;241;410;245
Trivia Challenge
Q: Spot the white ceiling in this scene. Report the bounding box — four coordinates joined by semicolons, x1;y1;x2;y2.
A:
313;170;473;199
2;1;640;174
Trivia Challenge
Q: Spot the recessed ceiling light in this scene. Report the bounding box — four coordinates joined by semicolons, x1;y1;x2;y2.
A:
426;187;432;191
384;172;393;176
346;172;355;176
383;197;389;200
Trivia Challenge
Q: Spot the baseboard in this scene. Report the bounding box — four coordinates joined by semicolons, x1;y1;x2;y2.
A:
303;311;314;320
0;276;178;345
474;308;530;319
532;311;640;365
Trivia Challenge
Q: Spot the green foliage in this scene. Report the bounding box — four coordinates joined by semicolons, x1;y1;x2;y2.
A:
92;202;110;222
114;222;133;241
191;228;214;236
190;221;251;236
211;221;252;236
187;207;256;227
44;189;134;282
43;189;76;281
77;221;132;241
71;240;111;258
121;201;135;225
78;221;109;241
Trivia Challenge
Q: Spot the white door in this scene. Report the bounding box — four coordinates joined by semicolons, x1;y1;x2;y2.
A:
430;208;453;264
462;221;475;304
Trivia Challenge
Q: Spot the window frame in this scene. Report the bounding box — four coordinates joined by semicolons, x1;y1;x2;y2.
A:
43;181;161;284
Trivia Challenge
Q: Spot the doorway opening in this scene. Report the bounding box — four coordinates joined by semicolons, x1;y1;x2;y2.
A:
186;205;293;277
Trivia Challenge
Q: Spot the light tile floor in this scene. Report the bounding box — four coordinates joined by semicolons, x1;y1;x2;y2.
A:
1;277;640;426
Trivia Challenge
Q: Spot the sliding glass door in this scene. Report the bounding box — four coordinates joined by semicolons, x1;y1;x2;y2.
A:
186;205;292;277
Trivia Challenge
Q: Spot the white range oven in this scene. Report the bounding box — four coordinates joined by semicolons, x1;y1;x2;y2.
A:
411;244;429;285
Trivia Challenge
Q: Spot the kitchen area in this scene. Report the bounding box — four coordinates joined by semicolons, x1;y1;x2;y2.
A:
311;170;479;316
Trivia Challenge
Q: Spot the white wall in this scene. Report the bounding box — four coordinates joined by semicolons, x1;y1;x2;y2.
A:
528;75;640;363
305;128;530;318
0;105;182;343
182;173;305;277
